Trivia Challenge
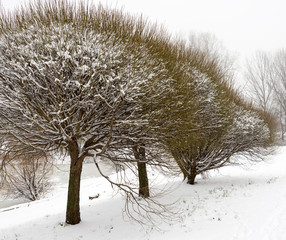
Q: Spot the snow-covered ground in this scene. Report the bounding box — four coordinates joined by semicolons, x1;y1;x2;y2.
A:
1;146;286;240
0;161;115;209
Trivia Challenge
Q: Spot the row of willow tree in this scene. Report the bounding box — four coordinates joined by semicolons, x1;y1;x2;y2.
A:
0;0;274;225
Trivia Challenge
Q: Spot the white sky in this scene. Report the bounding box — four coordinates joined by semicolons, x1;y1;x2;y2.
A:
1;0;286;85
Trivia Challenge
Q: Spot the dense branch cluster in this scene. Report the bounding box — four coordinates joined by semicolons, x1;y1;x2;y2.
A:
0;23;158;154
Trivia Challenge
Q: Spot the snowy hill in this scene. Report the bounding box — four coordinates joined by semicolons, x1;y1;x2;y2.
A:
1;146;286;240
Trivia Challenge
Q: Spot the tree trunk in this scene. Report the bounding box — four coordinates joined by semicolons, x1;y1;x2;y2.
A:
187;173;196;185
133;146;150;198
137;161;149;198
66;140;83;225
187;167;197;185
281;122;284;141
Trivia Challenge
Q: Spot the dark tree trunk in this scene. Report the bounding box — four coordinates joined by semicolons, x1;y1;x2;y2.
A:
187;166;197;185
137;161;149;198
187;173;196;185
133;145;150;198
66;140;83;225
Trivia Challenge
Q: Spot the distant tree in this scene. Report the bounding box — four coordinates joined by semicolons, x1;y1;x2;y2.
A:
245;51;275;113
245;51;283;140
271;50;286;140
188;32;236;83
0;1;170;224
1;148;53;201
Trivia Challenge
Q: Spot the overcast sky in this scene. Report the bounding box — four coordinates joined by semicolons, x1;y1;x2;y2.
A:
1;0;286;86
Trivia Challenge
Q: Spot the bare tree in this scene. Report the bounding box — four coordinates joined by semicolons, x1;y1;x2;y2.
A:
188;32;236;83
245;51;275;113
271;50;286;140
245;50;285;140
1;149;53;201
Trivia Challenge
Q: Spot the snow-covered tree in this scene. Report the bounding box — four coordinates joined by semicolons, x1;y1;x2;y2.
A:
0;1;169;224
148;41;272;184
160;72;232;184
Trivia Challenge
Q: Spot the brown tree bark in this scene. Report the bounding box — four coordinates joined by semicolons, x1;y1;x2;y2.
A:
187;172;196;185
66;140;83;225
187;165;197;185
133;146;150;198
